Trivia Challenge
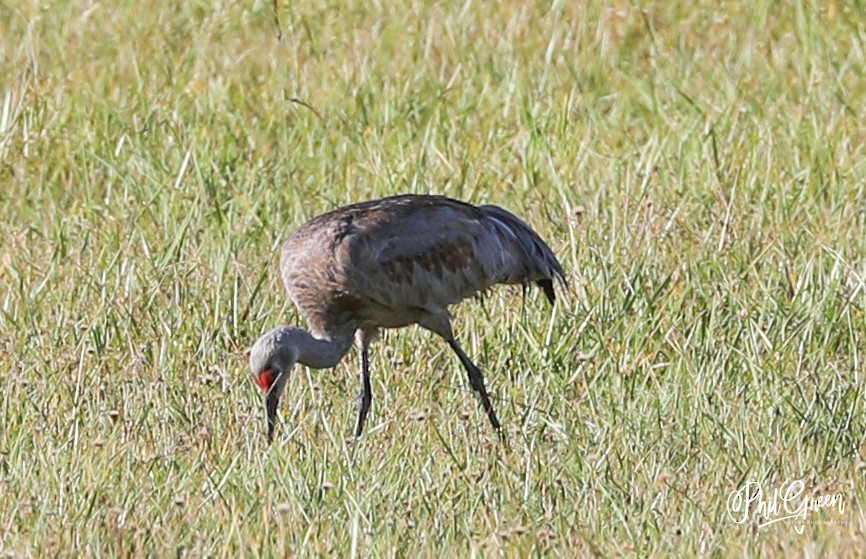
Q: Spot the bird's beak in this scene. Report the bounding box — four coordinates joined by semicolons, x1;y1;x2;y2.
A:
264;369;290;444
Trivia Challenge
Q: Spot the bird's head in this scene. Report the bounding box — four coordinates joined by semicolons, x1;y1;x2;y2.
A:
249;325;301;443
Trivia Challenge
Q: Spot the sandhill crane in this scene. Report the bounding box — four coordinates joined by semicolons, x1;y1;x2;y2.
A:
249;194;566;442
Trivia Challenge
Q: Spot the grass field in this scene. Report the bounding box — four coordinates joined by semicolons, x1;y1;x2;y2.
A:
2;0;865;556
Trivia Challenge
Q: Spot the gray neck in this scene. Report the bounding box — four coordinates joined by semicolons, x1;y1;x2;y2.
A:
295;329;354;369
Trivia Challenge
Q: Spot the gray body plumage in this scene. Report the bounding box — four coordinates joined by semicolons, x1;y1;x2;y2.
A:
280;194;565;340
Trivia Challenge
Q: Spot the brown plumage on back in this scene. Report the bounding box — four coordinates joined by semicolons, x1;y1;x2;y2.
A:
249;194;566;442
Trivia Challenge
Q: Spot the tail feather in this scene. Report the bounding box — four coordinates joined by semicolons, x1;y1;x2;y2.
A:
537;279;556;304
480;204;567;302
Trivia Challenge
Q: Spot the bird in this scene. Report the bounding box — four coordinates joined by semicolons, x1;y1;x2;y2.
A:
248;194;566;442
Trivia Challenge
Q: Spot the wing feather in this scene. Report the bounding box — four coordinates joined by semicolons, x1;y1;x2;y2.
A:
339;201;498;312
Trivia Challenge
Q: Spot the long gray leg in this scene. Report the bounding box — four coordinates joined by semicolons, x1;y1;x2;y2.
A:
355;339;373;438
447;338;503;437
418;313;504;438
